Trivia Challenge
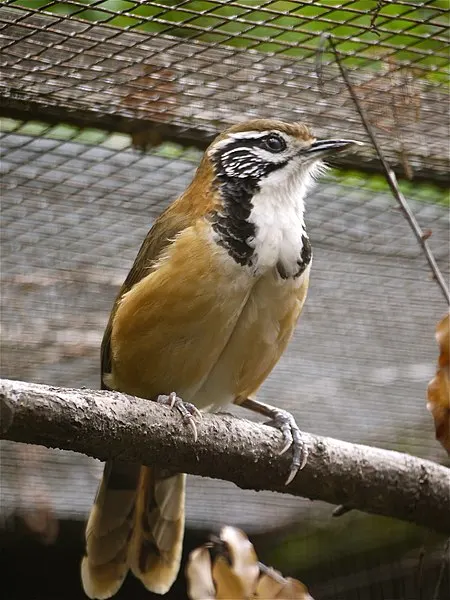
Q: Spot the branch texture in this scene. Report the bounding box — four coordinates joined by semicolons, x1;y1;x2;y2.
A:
1;378;449;533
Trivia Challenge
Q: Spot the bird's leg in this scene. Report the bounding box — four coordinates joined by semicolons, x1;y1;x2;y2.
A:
154;392;202;442
235;397;308;485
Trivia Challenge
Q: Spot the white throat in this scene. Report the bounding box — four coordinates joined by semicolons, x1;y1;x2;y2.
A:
248;164;317;277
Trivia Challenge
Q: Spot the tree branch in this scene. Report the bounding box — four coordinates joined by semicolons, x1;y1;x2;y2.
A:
1;378;449;534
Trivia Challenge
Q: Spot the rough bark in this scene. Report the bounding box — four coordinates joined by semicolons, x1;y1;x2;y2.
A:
1;378;449;533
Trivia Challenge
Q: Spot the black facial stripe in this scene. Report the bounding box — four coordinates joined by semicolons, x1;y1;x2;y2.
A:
215;138;288;181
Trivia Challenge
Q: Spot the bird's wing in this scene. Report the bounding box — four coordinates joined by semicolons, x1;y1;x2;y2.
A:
101;206;193;389
103;214;253;401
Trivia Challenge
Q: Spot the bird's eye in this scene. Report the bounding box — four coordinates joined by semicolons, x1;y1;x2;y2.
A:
263;134;286;153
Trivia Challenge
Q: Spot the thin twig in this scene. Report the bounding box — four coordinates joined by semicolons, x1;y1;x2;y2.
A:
328;37;450;307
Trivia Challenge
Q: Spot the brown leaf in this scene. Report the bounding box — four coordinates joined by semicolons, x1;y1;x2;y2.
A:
427;313;450;453
220;526;259;597
186;547;216;600
254;567;313;600
213;555;249;600
186;527;313;600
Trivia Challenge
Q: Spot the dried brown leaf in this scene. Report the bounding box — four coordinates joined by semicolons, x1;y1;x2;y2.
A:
120;64;178;149
186;527;313;600
213;555;248;600
186;547;216;600
427;313;450;452
254;567;313;600
220;526;259;597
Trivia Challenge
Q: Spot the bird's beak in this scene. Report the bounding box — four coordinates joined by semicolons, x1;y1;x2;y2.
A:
305;139;363;159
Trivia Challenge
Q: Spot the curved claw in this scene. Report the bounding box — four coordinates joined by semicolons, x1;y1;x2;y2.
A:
155;393;202;442
278;426;294;456
266;408;308;485
285;426;308;485
184;415;198;443
183;401;202;419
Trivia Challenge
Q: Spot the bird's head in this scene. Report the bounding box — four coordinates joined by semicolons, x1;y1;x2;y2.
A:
207;119;360;196
186;119;361;274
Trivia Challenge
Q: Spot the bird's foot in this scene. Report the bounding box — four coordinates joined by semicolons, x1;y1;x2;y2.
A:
265;408;308;485
155;392;202;442
236;397;308;485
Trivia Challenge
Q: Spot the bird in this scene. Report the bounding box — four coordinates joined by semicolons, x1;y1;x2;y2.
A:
81;119;359;599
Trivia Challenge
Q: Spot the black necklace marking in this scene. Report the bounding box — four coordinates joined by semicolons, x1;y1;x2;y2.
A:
277;235;312;279
211;177;257;267
296;235;312;277
210;137;288;267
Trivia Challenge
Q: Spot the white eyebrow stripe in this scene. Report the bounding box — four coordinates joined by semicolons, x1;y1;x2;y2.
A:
228;130;292;142
221;147;253;157
209;131;267;155
223;146;269;159
228;130;271;140
209;130;291;156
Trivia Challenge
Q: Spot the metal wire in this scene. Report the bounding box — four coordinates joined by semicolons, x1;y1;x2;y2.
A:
330;35;450;306
1;118;449;596
0;3;449;596
1;118;448;405
1;1;449;181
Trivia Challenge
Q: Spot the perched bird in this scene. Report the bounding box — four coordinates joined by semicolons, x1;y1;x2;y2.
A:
81;119;359;599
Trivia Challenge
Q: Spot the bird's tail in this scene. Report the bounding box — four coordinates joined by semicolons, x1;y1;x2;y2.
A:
81;461;185;599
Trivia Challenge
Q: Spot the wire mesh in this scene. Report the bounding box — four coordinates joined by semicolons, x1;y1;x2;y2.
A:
1;3;449;598
1;1;449;181
1;118;448;511
1;118;449;597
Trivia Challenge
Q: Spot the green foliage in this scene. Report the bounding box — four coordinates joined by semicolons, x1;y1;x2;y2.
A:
331;169;450;207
